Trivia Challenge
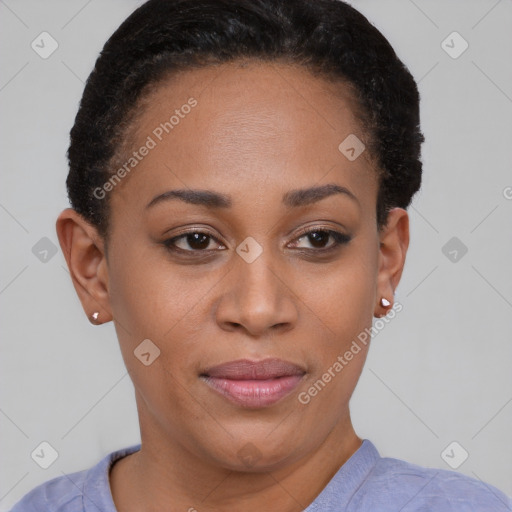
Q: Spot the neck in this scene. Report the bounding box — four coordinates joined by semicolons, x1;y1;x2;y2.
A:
110;410;362;512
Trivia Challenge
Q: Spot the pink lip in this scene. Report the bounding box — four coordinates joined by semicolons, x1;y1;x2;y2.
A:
200;358;306;408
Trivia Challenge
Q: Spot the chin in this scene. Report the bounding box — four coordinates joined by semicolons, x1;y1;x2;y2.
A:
203;434;304;474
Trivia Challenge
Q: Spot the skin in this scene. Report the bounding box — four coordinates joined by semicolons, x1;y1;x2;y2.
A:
56;60;409;512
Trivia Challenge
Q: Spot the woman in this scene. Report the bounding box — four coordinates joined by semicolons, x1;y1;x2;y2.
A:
11;0;512;510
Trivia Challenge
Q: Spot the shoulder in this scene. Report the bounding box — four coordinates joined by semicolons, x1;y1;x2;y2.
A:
352;450;512;511
9;468;88;512
9;444;141;512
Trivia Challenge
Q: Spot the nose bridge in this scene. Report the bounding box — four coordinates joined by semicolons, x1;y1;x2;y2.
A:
237;248;278;304
215;243;298;335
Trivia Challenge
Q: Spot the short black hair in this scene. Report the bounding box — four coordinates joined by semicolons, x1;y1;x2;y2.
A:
66;0;424;242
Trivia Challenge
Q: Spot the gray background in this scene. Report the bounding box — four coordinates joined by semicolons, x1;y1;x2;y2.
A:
1;0;511;509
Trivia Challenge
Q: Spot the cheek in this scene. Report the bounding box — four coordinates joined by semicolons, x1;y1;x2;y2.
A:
108;244;205;339
299;240;377;343
292;240;377;412
295;255;375;418
107;243;222;393
107;248;206;418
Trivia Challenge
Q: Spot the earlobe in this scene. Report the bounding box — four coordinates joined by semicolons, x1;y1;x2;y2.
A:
374;207;409;317
55;208;113;324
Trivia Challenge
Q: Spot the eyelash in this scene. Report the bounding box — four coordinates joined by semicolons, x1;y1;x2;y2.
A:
163;227;351;257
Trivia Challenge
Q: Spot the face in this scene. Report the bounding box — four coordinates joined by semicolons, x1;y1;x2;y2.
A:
58;60;409;472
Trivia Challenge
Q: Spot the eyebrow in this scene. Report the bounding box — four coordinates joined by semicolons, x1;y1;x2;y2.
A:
146;183;359;210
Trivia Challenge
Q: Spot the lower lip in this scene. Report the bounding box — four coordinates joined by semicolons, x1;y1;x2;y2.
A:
201;375;304;408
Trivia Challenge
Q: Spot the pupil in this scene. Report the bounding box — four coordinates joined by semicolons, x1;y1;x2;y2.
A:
188;233;209;250
309;231;329;248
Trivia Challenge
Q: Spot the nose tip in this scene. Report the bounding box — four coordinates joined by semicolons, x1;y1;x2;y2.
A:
227;315;291;337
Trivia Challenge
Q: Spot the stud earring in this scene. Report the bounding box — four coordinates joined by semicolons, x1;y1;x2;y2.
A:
90;311;100;324
380;297;391;307
376;297;392;318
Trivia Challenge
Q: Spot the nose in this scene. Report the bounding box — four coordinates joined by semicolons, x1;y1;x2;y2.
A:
214;250;298;337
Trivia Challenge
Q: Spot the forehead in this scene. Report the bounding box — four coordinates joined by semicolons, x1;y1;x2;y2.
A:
110;60;378;214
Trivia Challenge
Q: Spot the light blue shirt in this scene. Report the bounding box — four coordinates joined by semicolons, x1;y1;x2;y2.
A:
10;439;512;511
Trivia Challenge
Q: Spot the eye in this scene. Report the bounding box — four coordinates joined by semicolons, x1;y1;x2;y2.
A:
162;227;351;256
288;228;351;251
164;230;226;252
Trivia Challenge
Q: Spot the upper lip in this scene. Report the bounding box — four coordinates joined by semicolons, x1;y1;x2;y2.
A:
202;358;306;380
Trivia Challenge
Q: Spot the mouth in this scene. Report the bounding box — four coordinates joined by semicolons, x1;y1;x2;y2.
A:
199;358;306;409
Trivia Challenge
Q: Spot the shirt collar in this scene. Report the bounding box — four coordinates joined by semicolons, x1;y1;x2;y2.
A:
304;439;380;511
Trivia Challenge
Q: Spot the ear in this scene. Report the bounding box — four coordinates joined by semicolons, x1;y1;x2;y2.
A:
374;207;410;317
55;208;113;324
